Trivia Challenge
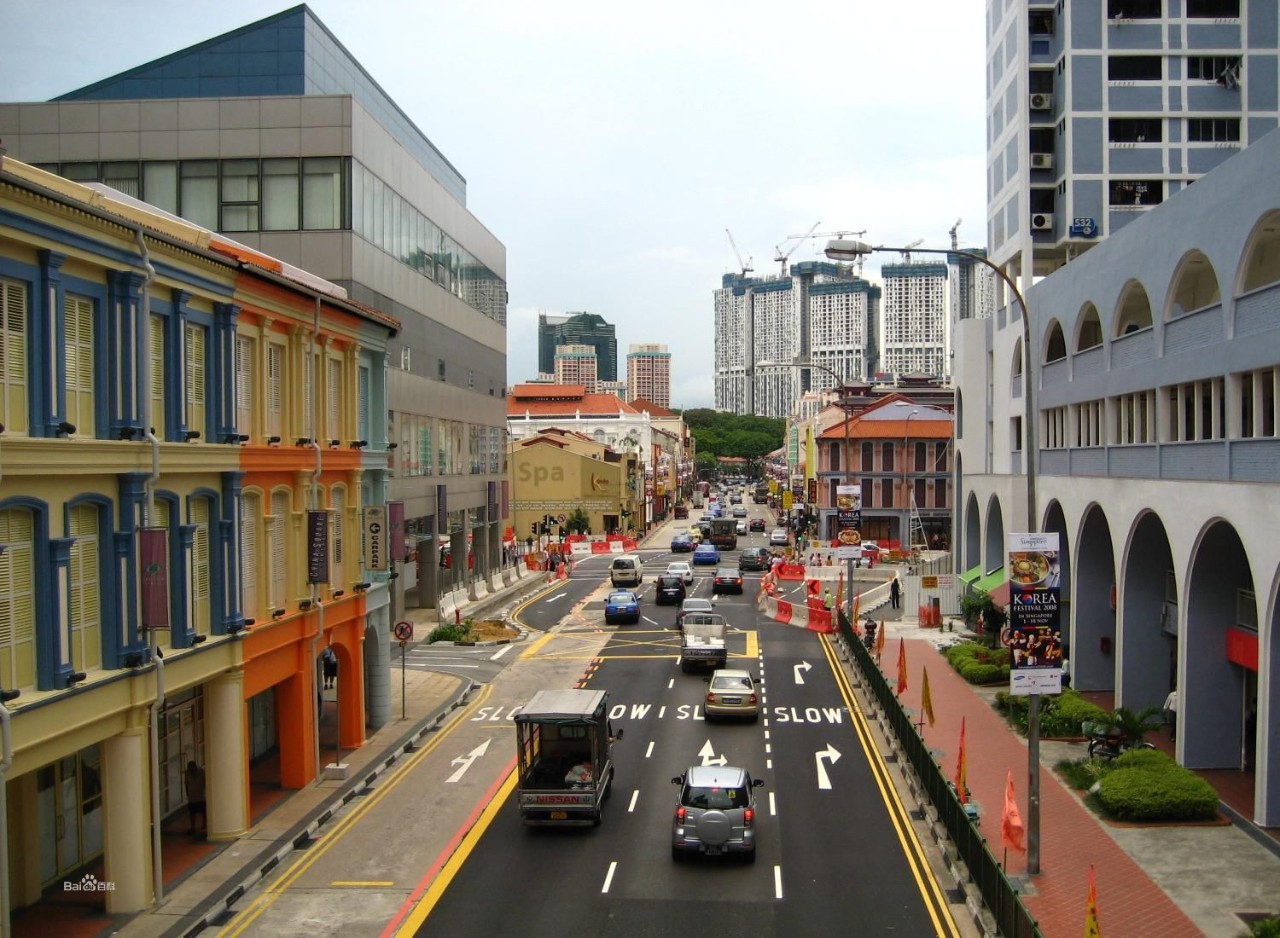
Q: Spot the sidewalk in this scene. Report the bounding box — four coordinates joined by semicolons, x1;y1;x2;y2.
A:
860;607;1280;938
15;566;551;938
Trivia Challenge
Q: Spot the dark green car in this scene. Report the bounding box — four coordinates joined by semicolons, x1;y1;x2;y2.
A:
738;547;770;572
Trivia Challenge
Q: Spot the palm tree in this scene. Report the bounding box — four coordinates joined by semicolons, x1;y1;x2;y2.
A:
1106;706;1164;745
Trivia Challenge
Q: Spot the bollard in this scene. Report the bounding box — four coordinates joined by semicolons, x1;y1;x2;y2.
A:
455;608;461;626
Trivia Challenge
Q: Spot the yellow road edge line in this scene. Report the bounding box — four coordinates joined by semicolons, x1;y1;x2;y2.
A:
818;634;961;938
219;684;498;937
393;768;519;937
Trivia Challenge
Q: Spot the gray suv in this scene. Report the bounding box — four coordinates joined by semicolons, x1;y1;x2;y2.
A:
670;765;764;862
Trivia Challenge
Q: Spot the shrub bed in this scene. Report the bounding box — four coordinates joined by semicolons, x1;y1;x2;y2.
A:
1096;750;1219;822
428;622;471;643
944;642;1011;684
994;689;1109;736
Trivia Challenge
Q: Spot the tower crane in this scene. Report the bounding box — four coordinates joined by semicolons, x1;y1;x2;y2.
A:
949;219;963;250
725;229;754;277
901;238;925;263
774;221;821;276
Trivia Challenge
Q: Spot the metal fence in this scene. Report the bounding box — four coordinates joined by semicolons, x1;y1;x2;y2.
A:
837;611;1042;938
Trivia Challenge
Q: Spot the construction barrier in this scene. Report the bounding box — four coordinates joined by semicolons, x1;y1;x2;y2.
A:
775;562;807;581
758;593;836;634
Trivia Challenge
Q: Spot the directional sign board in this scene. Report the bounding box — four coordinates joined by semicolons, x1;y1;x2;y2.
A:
393;620;414;642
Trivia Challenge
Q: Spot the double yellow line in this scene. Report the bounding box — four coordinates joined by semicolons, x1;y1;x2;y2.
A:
818;634;961;937
219;684;496;936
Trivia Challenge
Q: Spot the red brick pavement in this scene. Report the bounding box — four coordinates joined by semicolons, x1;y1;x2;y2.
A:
888;638;1200;938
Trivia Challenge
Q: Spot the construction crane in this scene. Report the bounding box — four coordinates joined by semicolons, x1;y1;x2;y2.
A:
901;238;925;263
725;229;754;277
774;221;821;276
794;228;869;274
949;218;963;250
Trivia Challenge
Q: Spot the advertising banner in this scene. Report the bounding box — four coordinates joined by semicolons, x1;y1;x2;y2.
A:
307;510;330;584
835;483;861;538
363;505;388;571
1007;531;1063;695
140;527;169;629
388;500;405;563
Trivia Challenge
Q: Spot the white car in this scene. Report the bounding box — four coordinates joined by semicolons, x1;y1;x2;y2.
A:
769;528;790;546
735;520;748;535
666;561;694;585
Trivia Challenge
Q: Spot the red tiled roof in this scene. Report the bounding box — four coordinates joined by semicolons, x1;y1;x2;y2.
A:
631;397;676;417
507;392;640;417
511;384;587;399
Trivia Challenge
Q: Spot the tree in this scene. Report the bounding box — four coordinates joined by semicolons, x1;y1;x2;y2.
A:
565;508;590;535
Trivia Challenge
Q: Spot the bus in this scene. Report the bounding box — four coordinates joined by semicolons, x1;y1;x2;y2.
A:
709;518;738;551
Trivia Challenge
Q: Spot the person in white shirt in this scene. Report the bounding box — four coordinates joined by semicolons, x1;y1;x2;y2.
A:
1163;688;1179;741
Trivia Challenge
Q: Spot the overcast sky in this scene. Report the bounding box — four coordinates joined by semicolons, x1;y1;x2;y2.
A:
2;0;986;408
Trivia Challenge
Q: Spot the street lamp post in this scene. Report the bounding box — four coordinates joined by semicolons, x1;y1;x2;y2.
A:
904;408;920;554
756;358;857;624
825;239;1042;875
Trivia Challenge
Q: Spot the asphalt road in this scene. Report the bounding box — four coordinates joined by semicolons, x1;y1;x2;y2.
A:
215;507;958;938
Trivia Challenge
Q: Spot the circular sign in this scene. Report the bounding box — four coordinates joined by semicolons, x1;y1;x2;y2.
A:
393;620;414;642
557;513;567;523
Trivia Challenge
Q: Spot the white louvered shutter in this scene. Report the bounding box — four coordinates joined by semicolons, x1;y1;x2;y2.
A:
68;504;102;671
0;280;28;433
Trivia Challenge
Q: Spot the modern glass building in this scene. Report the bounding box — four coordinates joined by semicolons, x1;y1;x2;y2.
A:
0;4;512;622
537;311;618;380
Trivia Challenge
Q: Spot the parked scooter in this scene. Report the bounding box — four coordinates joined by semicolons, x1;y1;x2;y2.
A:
1083;721;1156;760
863;619;878;650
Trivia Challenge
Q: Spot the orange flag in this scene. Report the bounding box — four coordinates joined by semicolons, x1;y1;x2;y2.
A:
835;571;845;614
875;617;886;655
954;717;968;802
852;589;861;627
1001;769;1026;854
1085;864;1102;937
921;666;936;727
895;638;907;695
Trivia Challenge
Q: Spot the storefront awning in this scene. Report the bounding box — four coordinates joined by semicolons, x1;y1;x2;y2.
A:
959;564;983;586
989;580;1011;608
973;567;1008;595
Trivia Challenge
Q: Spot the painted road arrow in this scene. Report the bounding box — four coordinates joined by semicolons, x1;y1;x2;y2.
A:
815;744;842;789
793;661;812;684
446;738;492;783
698;740;727;767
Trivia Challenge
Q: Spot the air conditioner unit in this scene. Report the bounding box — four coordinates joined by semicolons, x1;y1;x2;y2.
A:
1030;93;1054;111
1030;152;1054;170
1031;213;1055;231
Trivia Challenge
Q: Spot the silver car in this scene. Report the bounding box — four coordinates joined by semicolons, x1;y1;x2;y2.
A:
704;669;759;722
671;765;764;862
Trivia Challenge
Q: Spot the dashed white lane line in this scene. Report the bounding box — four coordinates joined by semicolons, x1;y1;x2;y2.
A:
645;740;655;758
628;789;640;813
774;865;784;899
602;861;618;893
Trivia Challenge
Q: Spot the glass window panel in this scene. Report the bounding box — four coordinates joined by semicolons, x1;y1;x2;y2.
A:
262;159;299;230
144;162;178;215
103;162;140;198
302;157;341;230
61;163;98;182
180;161;218;230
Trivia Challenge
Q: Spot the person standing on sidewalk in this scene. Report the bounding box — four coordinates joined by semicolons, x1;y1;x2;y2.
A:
890;577;901;609
1163;687;1179;741
185;761;207;837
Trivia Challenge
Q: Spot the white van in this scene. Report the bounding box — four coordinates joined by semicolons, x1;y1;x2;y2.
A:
610;555;643;588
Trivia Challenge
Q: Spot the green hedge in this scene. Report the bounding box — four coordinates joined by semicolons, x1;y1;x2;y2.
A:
944;642;1011;684
995;690;1109;737
1095;751;1219;822
427;622;471;643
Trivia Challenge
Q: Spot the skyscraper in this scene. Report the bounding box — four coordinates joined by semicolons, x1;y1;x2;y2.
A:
878;262;950;379
988;1;1277;290
626;343;672;408
554;344;599;391
537;312;618;380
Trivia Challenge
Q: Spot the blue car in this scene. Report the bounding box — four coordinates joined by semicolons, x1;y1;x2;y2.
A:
670;533;694;552
604;590;641;625
693;543;720;566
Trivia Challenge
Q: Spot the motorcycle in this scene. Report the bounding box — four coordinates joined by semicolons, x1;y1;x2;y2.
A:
863;620;878;649
1083;721;1156;760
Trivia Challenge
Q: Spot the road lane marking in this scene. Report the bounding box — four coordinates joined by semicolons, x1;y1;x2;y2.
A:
628;790;639;812
601;861;618;893
769;792;776;816
489;644;515;660
645;740;655;758
774;865;783;900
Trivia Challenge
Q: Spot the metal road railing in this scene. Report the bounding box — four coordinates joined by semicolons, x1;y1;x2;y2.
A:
836;611;1043;938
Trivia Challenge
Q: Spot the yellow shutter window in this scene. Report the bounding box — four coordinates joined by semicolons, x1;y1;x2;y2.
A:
0;279;28;434
267;344;284;438
326;357;342;442
190;498;210;635
236;335;255;438
0;509;36;690
185;323;206;439
241;493;260;617
65;295;95;436
68;504;102;671
150;315;166;436
270;491;289;609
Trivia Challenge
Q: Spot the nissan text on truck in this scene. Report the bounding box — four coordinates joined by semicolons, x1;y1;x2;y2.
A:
515;689;621;826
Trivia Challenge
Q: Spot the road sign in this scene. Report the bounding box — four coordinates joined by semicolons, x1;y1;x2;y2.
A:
557;513;567;522
393;620;414;642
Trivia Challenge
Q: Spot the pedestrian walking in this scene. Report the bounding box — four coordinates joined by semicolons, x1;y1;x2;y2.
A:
185;761;207;836
890;577;901;610
322;645;338;689
1163;687;1179;741
823;588;834;611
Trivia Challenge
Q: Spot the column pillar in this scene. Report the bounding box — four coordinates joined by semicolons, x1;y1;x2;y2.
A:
102;726;153;912
206;670;249;840
475;521;492;594
364;601;390;730
337;630;366;750
277;672;316;788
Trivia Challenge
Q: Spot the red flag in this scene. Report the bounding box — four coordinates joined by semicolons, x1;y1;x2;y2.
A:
921;666;936;727
895;638;907;695
954;717;968;802
1001;770;1026;854
852;589;860;627
1085;864;1102;937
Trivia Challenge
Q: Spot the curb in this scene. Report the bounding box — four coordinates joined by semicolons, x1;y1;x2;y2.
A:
167;679;479;938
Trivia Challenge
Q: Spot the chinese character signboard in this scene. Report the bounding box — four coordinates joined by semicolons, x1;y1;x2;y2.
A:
1007;532;1063;695
307;510;330;584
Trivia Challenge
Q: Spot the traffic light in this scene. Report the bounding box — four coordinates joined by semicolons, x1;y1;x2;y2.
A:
558;526;566;539
530;523;537;535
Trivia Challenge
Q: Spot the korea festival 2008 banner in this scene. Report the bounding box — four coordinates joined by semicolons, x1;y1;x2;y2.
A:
1007;531;1063;696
